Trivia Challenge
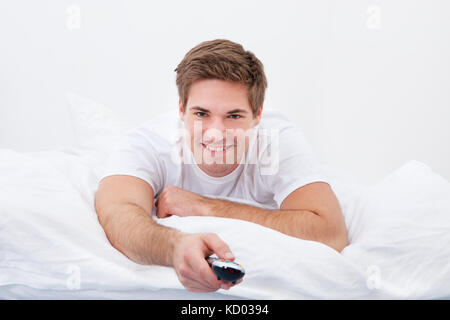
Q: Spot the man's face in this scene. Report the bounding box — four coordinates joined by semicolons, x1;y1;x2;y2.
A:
179;79;262;177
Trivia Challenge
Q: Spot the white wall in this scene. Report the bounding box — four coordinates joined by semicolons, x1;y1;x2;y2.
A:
1;0;449;185
316;0;450;184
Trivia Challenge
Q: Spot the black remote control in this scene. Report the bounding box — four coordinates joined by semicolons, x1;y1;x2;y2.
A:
206;256;245;284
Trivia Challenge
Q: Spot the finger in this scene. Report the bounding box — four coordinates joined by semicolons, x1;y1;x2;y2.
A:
177;261;217;292
186;287;215;293
179;273;219;292
200;259;237;290
203;233;235;261
229;278;244;288
219;281;232;290
156;207;163;218
186;253;223;290
155;189;168;206
155;203;169;218
157;210;171;219
200;260;226;289
185;256;235;291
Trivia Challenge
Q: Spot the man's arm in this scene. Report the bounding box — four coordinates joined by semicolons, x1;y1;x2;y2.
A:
95;175;181;266
95;175;239;292
155;182;348;252
204;182;348;252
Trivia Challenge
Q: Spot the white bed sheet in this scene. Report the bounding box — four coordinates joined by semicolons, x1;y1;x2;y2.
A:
1;146;449;299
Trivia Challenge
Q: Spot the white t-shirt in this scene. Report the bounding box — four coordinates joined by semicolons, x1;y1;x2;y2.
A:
99;108;328;209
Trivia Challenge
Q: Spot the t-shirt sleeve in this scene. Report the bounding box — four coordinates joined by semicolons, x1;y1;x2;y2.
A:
98;128;165;196
259;125;329;208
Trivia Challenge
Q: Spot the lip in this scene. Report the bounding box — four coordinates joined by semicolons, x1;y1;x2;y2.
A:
201;143;234;154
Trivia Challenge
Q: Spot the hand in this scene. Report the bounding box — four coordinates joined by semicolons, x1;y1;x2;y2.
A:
155;185;206;218
171;232;243;292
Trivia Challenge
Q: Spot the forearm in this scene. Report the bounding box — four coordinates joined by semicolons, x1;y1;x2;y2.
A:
99;202;182;266
201;198;335;247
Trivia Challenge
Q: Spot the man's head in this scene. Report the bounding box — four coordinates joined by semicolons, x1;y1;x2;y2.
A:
175;39;268;177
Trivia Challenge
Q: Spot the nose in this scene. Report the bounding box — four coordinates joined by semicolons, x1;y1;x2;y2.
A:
203;116;226;144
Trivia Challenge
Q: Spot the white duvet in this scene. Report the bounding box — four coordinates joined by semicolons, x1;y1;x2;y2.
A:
1;145;449;299
1;94;450;299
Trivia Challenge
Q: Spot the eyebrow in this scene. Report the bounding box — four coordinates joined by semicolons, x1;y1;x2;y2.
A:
190;106;249;114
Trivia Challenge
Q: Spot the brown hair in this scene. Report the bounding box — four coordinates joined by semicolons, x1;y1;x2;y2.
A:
175;39;267;117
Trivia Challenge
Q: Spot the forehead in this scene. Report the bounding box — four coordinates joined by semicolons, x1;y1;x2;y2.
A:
187;79;251;113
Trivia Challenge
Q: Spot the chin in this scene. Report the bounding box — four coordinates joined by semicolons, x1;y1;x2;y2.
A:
202;163;237;177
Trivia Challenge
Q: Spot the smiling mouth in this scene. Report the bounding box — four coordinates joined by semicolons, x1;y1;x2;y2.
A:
201;143;235;153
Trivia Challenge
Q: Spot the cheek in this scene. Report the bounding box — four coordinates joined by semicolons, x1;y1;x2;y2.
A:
234;135;248;152
184;119;203;143
232;124;254;142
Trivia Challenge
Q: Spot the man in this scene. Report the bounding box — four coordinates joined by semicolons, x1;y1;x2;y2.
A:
94;39;348;293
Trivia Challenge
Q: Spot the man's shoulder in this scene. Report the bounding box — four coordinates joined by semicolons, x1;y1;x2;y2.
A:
259;108;296;130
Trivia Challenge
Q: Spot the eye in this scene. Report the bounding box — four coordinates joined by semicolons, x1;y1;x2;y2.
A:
228;114;242;119
195;112;208;118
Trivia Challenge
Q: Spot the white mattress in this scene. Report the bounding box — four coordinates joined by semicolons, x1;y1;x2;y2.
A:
1;145;449;299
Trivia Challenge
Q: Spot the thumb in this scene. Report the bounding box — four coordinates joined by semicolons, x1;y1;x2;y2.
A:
203;233;235;261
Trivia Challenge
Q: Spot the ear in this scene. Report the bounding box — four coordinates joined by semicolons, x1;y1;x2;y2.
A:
178;99;184;122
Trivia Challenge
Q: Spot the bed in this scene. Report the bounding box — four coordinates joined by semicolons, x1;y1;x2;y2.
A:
1;93;449;299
